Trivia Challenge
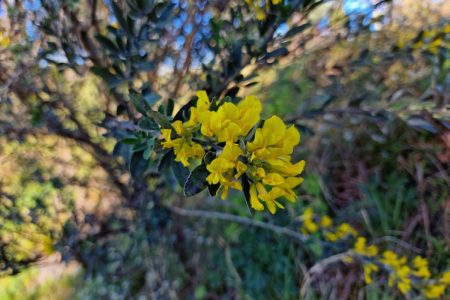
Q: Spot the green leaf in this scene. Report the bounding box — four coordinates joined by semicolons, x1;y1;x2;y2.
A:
138;117;158;131
116;104;128;116
225;86;239;98
241;175;255;216
171;161;190;188
111;1;128;32
203;151;216;164
158;151;173;172
136;60;155;72
121;137;139;144
245;121;260;142
91;66;124;88
166;99;175;117
143;139;155;160
130;93;148;115
203;152;220;196
406;117;438;133
143;93;161;106
138;0;154;14
265;47;288;60
158;103;165;114
112;141;124;159
157;3;175;22
130;150;148;178
173;98;195;122
133;141;148;152
206;183;220;197
184;164;209;197
284;23;311;39
148;110;173;129
96;35;119;52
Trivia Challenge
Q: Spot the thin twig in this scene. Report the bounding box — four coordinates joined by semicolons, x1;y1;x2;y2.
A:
167;205;308;243
300;250;354;297
372;236;422;253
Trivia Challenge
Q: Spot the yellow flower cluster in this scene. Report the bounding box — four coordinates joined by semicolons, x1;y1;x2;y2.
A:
408;24;450;55
161;91;305;213
245;0;282;20
423;270;450;298
324;223;358;242
299;208;357;241
354;237;378;257
300;208;319;234
298;208;450;298
353;242;450;298
245;115;305;213
161;120;204;167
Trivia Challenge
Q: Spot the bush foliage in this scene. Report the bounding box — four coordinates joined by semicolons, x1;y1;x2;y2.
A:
0;0;449;299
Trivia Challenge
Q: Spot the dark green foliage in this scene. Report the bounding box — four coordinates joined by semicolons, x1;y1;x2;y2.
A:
184;163;209;197
2;0;449;299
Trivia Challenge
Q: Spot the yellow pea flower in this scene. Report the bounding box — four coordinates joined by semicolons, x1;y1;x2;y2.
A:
303;219;318;234
412;256;431;279
249;184;264;211
235;95;262;134
198;95;261;142
247;115;300;161
380;251;407;270
187;90;211;127
364;263;379;284
220;142;243;162
320;215;333;228
385;265;411;295
262;172;285;185
256;167;266;178
397;278;411;295
161;126;204;167
324;223;357;242
218;177;242;200
383;256;411;295
324;231;338;242
161;129;179;149
266;159;306;177
423;284;446;299
300;208;318;234
440;270;450;284
336;223;358;237
276;176;303;201
206;158;235;184
235;161;247;179
302;207;314;219
206;142;243;184
354;237;378;257
258;186;286;214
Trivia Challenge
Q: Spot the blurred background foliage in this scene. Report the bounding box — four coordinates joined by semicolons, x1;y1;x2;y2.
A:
0;0;449;299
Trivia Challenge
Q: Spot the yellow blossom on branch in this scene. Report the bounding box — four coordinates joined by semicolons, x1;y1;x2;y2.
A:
412;256;431;279
160;97;207;166
197;93;261;142
159;91;305;214
354;237;378;257
363;263;379;284
441;270;450;285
